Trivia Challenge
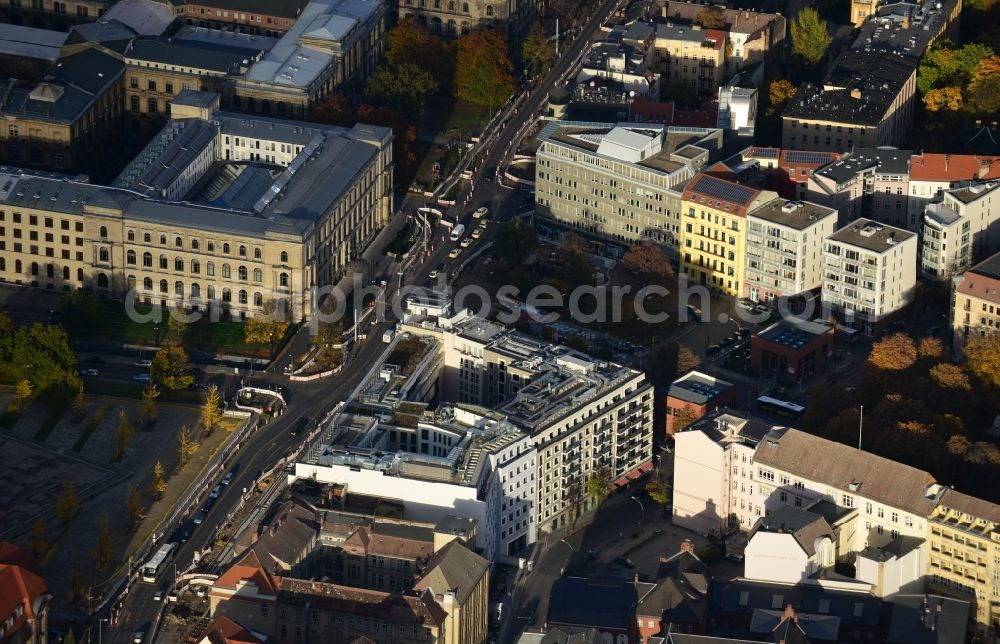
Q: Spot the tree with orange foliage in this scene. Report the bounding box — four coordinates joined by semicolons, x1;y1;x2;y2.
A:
922;86;963;113
867;333;917;371
930;363;972;390
453;29;515;110
768;79;797;113
385;19;453;85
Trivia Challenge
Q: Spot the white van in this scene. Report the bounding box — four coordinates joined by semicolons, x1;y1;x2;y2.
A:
450;224;465;242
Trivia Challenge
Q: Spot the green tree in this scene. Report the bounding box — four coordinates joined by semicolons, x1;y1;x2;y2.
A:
521;22;555;78
150;342;193;390
495;218;538;263
91;513;111;572
6;323;80;392
124;484;143;532
113;408;133;461
917;40;993;94
150;460;167;500
14;379;33;411
790;8;832;66
200;385;223;436
364;63;438;115
177;425;199;467
56;481;80;522
30;518;47;559
453;28;515;109
966;55;1000;114
646;477;671;509
166;308;188;344
244;299;290;350
585;466;612;505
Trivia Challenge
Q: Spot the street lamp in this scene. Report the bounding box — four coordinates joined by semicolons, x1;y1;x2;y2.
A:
630;495;646;532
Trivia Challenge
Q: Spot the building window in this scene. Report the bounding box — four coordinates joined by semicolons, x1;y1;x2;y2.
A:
253;268;262;282
127;250;136;265
279;250;288;263
148;98;158;113
130;96;140;112
238;265;247;280
207;261;215;277
485;3;493;15
222;264;231;279
148;79;156;91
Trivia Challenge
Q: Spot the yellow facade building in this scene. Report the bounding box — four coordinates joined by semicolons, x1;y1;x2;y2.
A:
927;488;1000;627
680;173;778;296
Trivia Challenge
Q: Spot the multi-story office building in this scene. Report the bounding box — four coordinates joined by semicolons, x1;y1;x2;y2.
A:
0;91;393;320
752;426;938;551
650;23;726;96
782;51;916;153
744;198;837;302
672;410;774;533
176;0;310;36
850;0;961;62
921;181;1000;280
664;370;736;435
806;148;912;230
0;47;125;178
534;121;723;257
951;252;1000;357
0;0;111;31
294;298;654;561
680;172;779;296
822;218;917;335
908;152;1000;226
660;1;786;77
926;488;1000;626
391;0;543;42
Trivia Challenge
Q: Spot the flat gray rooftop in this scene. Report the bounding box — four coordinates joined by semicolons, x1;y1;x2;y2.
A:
828;218;915;253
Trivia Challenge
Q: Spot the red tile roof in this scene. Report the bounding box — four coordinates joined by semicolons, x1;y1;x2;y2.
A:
275;579;447;627
683;173;763;217
214;550;277;595
200;616;266;644
704;29;727;49
0;543;48;640
910;153;1000;181
674;109;718;128
628;99;674;125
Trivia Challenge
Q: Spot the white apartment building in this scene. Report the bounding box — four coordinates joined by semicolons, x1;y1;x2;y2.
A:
744;506;836;584
921;182;1000;280
744;198;838;302
534;120;723;257
752;427;939;551
907;152;1000;225
672;411;775;535
296;298;654;562
822;218;917;335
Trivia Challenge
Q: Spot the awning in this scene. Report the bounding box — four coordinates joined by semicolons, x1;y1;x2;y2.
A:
614;477;629;488
639;461;654;473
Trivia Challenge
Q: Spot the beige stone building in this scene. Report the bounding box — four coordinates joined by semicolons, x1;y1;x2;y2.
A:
391;0;542;41
927;488;1000;627
950;252;1000;357
651;23;727;95
413;540;490;644
0;91;393;321
782;51;916;153
0;47;125;178
177;0;309;37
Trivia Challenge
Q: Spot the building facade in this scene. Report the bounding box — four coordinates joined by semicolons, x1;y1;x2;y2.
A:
782;51;916;153
950;252;1000;357
177;0;309;37
391;0;542;42
744;198;837;302
665;370;736;435
0;0;111;31
821;218;917;335
680;172;779;296
650;23;726;96
750;320;834;386
921;182;1000;280
534;121;723;258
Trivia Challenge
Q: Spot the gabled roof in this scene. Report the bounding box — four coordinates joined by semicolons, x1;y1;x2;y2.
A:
753;427;936;517
955;252;1000;304
910;153;1000;182
0;543;48;634
412;540;489;606
683;173;765;217
199;616;267;644
214;550;277;595
547;577;636;630
749;506;833;556
636;577;707;627
275;579;447;627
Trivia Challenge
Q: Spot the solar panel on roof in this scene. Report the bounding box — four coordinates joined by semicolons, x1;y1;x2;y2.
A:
693;175;755;205
752;148;779;159
785;151;836;166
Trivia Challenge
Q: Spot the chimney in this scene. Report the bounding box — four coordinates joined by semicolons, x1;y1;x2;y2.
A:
680;539;695;554
945;154;950;172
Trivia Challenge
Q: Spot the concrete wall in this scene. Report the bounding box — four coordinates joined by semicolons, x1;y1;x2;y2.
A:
744;532;809;583
672;429;724;534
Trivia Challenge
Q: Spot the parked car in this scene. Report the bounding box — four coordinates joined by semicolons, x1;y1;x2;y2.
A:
153;589;163;602
448;248;461;259
459;238;472;248
471;229;482;239
132;373;151;383
134;359;152;368
133;631;145;643
737;299;756;311
726;553;745;563
221;471;235;486
473;206;489;219
615;556;635;568
201;499;214;513
428;269;440;279
81;369;99;377
209;485;221;499
167;590;178;603
193;513;205;525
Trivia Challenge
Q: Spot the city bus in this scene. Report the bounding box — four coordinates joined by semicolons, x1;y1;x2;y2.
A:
141;543;177;583
756;395;806;421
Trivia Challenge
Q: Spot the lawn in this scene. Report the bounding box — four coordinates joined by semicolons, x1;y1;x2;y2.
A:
66;298;263;357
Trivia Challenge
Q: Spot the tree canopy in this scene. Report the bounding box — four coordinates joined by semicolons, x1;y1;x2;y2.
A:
521;22;555;79
620;242;674;281
867;333;917;371
364;63;439;115
768;79;798;113
0;315;79;394
150;342;193;390
385;18;453;85
453;29;515;109
695;6;726;29
244;299;290;348
790;8;831;66
495;218;538;263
